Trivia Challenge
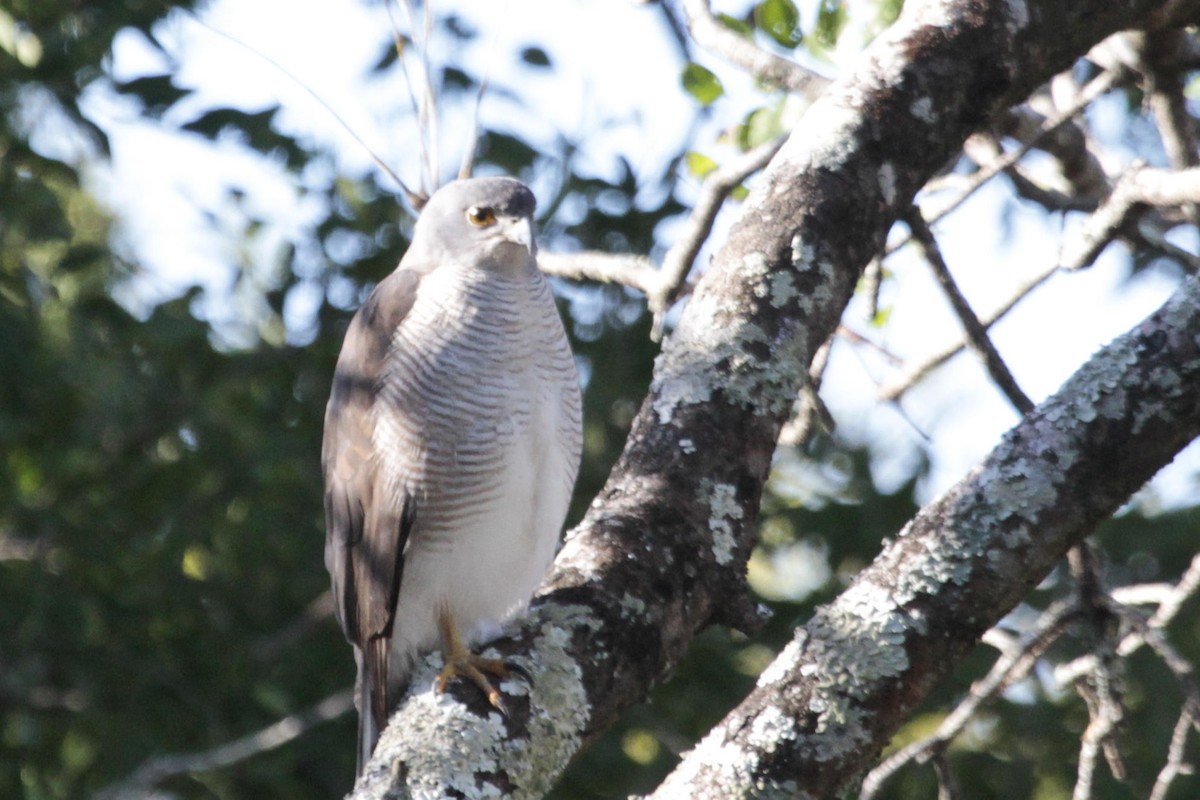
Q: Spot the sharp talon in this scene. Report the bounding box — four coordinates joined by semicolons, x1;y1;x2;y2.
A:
435;610;517;714
503;659;532;683
488;690;509;716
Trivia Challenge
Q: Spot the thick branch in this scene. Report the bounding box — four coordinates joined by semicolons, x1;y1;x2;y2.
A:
653;270;1200;799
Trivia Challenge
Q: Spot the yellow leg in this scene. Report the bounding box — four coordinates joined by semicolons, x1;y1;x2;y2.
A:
435;607;510;713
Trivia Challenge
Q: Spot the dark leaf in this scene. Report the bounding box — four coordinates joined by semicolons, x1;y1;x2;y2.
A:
520;46;552;68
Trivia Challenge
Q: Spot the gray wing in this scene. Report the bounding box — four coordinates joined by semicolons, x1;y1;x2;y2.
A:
321;267;422;768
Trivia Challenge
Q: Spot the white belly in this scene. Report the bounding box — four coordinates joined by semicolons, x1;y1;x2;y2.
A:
385;379;575;679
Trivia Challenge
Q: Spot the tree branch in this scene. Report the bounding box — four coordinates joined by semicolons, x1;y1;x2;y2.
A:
653;270;1200;799
903;208;1034;414
1061;164;1200;270
348;0;1200;796
681;0;829;96
95;690;354;800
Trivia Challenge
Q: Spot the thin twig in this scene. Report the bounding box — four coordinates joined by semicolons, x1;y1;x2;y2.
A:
903;208;1034;414
777;334;836;447
93;689;355;800
1054;554;1200;685
537;251;659;294
540;136;786;338
932;751;961;800
1140;30;1199;228
1068;544;1129;786
650;134;788;336
182;9;418;207
890;68;1121;257
877;259;1059;402
249;590;336;663
1061;165;1200;270
1147;700;1200;800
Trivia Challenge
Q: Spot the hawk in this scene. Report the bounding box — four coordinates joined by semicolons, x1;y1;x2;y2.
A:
322;176;582;771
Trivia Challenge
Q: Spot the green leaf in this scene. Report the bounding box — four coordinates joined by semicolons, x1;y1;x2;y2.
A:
716;12;753;37
685;151;718;180
814;0;848;50
737;104;785;150
755;0;803;49
681;62;724;107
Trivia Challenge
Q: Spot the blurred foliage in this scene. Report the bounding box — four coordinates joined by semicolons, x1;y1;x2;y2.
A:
1;1;1198;799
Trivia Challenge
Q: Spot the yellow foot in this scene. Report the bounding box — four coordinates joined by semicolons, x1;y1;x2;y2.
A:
434;653;511;714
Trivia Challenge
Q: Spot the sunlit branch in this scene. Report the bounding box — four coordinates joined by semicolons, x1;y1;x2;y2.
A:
537;251;659;294
1061;165;1200;270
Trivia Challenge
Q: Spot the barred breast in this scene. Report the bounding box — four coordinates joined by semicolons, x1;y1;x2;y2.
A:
373;259;582;678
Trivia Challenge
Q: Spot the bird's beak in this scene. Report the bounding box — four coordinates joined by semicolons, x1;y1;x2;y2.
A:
502;216;536;256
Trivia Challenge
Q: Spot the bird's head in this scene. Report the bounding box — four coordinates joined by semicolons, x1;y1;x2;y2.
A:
404;176;538;276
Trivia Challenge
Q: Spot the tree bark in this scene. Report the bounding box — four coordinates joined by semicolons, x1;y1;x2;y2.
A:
349;0;1200;797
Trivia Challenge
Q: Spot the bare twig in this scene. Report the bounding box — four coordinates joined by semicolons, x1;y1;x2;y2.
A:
651;135;788;334
541;135;787;339
680;0;829;96
994;83;1109;198
1135;221;1200;273
537;251;659;294
878;258;1059;402
1055;554;1200;685
1067;544;1129;788
777;334;835;447
249;590;336;663
1148;700;1200;800
962;131;1101;213
93;689;355;800
903;208;1034;415
861;599;1083;799
1061;165;1200;270
891;67;1121;257
181;10;420;208
931;752;961;800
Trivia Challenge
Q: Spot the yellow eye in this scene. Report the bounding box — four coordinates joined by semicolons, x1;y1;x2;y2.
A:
466;206;496;227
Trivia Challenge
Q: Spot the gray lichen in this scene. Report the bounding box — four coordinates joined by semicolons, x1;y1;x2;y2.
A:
700;479;744;566
795;581;913;761
363;605;595;799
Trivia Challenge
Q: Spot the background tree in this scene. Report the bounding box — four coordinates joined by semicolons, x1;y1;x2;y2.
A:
2;1;1200;799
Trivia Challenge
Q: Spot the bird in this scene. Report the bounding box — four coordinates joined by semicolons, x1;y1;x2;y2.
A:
321;176;582;773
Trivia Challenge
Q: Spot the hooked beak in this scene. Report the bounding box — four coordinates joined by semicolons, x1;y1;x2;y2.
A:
501;215;536;256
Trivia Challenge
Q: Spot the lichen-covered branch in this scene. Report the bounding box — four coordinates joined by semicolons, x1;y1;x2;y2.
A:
650;274;1200;798
347;0;1200;797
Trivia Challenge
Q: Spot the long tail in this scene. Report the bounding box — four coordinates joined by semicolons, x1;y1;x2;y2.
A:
355;682;378;775
356;637;390;775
